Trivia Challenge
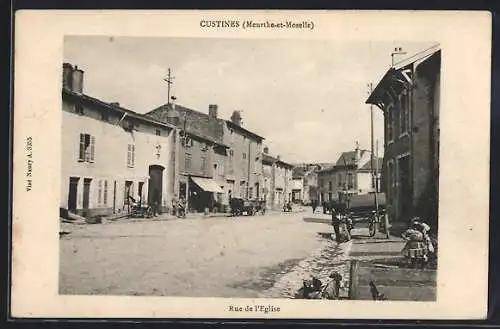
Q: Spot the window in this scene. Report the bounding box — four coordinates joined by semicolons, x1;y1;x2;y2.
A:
387;106;394;142
75;104;84;115
201;156;207;171
185;153;192;170
127;144;135;168
248;187;253;199
103;180;108;206
79;133;95;163
337;173;342;187
347;173;354;189
328;181;333;191
400;91;410;135
318;179;323;187
242;152;247;159
155;129;161;136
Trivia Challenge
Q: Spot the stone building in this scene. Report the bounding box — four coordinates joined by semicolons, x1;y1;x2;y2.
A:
366;47;440;230
223;118;265;202
317;146;382;204
60;63;176;217
262;148;294;210
146;103;229;213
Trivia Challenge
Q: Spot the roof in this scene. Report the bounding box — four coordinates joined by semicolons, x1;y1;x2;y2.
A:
145;103;228;147
292;167;306;179
226;120;265;142
366;48;441;110
335;150;367;167
262;153;294;169
62;88;177;130
359;157;384;172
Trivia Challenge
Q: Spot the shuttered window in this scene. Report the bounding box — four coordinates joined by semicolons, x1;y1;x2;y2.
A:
98;180;103;205
127;144;135;168
79;133;95;163
103;180;108;206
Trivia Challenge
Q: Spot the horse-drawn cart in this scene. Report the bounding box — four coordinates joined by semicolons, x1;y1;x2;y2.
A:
229;198;266;216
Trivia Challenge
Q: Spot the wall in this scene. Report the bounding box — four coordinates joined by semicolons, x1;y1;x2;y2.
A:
223;123;263;200
61;98;174;217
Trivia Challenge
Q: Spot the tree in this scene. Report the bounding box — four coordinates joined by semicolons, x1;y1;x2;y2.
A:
230;110;243;126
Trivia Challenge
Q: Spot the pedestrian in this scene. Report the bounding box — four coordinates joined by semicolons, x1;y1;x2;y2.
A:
331;206;342;243
171;194;178;217
312;199;317;214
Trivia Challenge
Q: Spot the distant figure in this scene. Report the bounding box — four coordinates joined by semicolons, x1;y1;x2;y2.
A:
312;199;318;213
171;194;178;216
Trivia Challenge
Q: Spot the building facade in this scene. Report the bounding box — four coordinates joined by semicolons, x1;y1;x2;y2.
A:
366;47;440;229
61;63;176;218
223;120;264;202
146;103;228;213
262;149;294;210
317;147;382;204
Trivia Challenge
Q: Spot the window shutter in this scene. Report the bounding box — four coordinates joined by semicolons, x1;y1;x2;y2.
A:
79;133;85;161
90;136;95;162
132;145;135;167
103;180;108;205
98;180;102;205
127;144;131;167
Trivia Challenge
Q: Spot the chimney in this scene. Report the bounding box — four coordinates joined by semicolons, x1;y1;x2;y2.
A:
110;102;120;107
263;146;269;154
62;63;73;90
71;65;84;94
277;155;281;161
354;141;361;162
208;104;218;119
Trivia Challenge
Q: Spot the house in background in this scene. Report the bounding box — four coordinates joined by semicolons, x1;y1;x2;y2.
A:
262;147;294;210
366;46;440;230
223;113;265;204
61;63;176;217
317;145;382;204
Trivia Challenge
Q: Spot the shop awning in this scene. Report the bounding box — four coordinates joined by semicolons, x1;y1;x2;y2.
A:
191;177;223;193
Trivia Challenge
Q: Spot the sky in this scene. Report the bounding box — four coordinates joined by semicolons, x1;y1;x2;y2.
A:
64;36;436;164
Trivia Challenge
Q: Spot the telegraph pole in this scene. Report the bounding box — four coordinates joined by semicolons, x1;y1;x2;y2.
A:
368;82;380;228
163;68;175;104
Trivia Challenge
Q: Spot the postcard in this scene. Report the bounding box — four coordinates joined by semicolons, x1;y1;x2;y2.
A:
11;10;491;319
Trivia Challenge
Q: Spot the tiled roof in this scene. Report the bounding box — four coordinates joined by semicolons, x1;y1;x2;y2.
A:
335;150;367;166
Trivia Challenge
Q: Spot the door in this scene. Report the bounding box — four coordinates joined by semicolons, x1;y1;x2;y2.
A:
68;177;79;211
82;178;91;210
398;156;412;221
148;165;164;207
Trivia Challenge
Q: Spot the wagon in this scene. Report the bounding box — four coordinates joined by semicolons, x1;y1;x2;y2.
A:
229;198;266;216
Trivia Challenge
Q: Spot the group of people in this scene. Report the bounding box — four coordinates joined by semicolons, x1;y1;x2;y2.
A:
401;217;435;265
171;194;187;218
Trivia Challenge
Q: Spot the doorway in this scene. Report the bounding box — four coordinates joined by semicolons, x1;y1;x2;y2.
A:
82;178;92;212
148;165;164;208
68;177;79;212
398;156;412;221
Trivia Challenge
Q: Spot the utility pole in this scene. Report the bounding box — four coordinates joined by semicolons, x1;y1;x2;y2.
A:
368;82;380;229
163;68;175;104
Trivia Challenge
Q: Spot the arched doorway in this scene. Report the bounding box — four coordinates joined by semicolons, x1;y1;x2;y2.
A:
148;165;165;211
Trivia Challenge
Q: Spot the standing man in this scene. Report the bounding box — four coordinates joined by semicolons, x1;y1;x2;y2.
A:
312;199;317;214
331;204;343;243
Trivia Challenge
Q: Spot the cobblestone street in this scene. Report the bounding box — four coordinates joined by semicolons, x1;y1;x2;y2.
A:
60;209;348;298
